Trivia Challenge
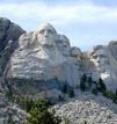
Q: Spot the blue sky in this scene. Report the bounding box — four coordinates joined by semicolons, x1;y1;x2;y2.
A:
0;0;117;51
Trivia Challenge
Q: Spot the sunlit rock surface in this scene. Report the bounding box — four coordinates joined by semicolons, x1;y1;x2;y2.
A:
7;23;81;85
1;18;117;124
88;43;117;90
53;91;117;124
6;23;81;98
0;17;25;76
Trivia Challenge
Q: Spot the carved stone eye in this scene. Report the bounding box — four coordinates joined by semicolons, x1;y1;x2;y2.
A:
99;54;107;58
92;55;97;59
39;29;45;34
47;29;54;34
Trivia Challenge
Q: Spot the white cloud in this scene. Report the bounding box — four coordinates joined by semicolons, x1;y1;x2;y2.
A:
0;1;117;27
1;0;117;50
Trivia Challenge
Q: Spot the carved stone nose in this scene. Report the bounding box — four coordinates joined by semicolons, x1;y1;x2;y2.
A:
44;31;48;37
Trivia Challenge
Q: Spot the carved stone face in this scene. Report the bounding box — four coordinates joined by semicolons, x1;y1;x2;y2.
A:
70;47;81;58
56;35;70;56
36;23;57;47
91;48;109;72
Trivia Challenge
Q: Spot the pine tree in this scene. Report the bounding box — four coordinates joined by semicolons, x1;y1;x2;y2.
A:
99;78;106;92
80;74;87;91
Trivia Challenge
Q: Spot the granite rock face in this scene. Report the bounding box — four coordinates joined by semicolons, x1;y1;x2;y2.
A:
1;19;117;95
53;91;117;124
6;23;81;98
0;17;25;52
5;22;117;96
88;43;117;90
1;18;117;123
0;17;25;76
0;99;27;124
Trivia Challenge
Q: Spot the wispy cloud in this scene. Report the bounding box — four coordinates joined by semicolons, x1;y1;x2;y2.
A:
0;0;117;50
0;1;117;27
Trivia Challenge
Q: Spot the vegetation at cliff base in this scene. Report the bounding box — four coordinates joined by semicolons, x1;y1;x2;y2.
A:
79;74;117;104
17;97;61;124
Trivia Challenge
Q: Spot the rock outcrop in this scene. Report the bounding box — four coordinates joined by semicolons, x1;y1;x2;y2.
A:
0;17;25;76
53;91;117;124
6;23;81;99
88;42;117;91
3;21;117;97
0;17;25;52
1;17;117;124
0;95;27;124
0;18;26;124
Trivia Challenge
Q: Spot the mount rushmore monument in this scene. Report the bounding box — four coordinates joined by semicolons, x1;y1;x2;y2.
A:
1;17;117;123
7;23;81;86
0;17;117;99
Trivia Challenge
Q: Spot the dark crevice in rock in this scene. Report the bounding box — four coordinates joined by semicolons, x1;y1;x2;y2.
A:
0;19;11;52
